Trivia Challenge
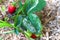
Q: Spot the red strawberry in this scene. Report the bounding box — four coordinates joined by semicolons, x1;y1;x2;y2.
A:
31;34;37;39
8;4;16;14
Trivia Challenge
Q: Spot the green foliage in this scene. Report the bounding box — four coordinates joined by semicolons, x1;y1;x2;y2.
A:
22;17;36;33
14;15;23;27
20;0;46;14
27;0;46;13
14;1;23;15
28;13;43;34
14;15;26;34
0;20;12;28
0;0;46;39
14;0;46;37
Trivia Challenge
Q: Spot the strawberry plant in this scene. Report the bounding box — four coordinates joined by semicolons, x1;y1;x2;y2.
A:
0;0;46;39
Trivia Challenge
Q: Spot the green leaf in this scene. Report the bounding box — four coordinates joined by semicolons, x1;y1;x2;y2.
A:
14;1;23;15
14;15;26;27
23;0;31;10
28;13;43;34
1;5;6;12
27;0;46;13
0;20;12;28
14;15;27;31
18;0;22;8
24;31;32;38
12;2;16;6
22;17;36;33
0;20;22;34
23;0;35;14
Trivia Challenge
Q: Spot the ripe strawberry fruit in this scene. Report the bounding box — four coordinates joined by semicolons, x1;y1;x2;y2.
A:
8;4;16;14
31;34;37;39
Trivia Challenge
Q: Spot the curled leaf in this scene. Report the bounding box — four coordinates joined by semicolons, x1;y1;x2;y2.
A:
28;13;43;34
27;0;46;13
